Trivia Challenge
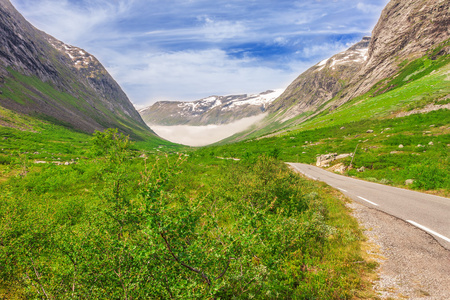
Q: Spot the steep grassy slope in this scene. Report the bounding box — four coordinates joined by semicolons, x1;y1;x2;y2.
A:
205;54;450;196
0;0;155;140
339;0;450;104
222;40;450;144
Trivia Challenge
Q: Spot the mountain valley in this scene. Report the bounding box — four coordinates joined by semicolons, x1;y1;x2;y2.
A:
0;0;449;298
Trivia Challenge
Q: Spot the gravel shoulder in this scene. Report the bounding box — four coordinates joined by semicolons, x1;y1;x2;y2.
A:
348;201;450;299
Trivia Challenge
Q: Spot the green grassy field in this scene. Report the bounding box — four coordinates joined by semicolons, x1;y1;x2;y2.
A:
0;128;377;299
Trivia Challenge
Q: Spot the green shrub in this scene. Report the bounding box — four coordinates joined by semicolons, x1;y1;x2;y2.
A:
0;156;11;165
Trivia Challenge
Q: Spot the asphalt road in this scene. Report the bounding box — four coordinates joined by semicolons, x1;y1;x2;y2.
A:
288;163;450;250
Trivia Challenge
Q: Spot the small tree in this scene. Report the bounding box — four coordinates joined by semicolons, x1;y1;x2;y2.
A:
91;128;132;164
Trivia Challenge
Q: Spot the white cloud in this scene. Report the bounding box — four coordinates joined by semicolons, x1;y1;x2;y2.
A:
11;0;135;44
200;17;247;41
356;2;384;14
150;114;267;146
273;37;288;45
104;48;306;106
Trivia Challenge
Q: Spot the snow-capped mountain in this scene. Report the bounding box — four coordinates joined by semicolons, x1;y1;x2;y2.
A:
267;37;371;123
139;89;284;126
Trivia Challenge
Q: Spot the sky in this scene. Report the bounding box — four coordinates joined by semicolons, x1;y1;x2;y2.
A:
10;0;388;108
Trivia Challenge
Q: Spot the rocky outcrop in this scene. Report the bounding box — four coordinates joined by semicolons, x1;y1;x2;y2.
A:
316;153;352;167
139;90;283;126
268;37;371;122
337;0;450;105
0;0;151;137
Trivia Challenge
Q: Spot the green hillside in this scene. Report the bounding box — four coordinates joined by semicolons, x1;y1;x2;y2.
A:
204;52;450;196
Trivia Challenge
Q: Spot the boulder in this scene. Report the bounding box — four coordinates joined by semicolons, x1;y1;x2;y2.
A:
405;179;414;186
316;153;352;167
329;163;347;174
316;153;337;167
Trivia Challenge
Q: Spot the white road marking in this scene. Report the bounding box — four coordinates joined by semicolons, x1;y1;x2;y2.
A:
337;188;347;192
357;196;379;206
407;220;450;243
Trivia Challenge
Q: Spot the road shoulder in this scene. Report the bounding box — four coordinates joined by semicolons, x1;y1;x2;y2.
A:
348;201;450;299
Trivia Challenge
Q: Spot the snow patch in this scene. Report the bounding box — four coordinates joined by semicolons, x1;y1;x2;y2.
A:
317;59;328;67
225;89;283;110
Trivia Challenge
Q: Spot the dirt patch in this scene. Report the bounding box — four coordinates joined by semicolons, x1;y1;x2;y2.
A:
396;103;450;118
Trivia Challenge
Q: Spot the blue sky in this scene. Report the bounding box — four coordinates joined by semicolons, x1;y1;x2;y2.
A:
11;0;388;107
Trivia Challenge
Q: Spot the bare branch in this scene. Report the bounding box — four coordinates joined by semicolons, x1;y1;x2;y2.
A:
215;257;232;280
29;256;50;299
159;231;211;286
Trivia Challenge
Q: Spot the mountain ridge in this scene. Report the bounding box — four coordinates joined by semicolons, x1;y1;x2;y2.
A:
139;89;283;126
0;0;153;139
222;0;449;143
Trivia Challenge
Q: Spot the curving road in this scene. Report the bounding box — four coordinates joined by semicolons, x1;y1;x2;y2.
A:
288;163;450;250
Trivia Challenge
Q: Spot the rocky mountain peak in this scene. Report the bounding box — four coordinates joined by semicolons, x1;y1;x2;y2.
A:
267;37;371;122
339;0;450;103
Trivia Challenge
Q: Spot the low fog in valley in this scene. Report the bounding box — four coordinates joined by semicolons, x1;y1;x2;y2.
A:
150;114;266;146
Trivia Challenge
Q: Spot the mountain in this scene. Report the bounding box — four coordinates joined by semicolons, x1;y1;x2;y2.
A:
0;0;152;139
268;37;371;122
271;0;450;121
338;0;450;105
139;89;283;126
226;0;449;142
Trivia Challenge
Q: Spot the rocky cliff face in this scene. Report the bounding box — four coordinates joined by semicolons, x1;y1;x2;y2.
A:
268;37;370;122
0;0;150;137
337;0;450;105
266;0;449;127
139;90;283;126
227;0;449;142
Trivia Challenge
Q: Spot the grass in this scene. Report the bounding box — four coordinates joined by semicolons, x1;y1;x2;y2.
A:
204;109;450;196
0;129;378;299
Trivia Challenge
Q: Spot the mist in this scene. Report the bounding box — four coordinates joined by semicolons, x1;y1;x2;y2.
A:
150;114;267;147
